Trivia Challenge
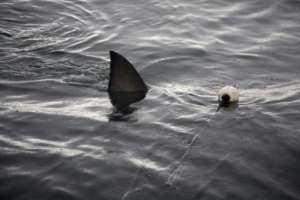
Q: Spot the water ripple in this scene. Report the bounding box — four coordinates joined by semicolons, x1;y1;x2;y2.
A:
1;0;300;200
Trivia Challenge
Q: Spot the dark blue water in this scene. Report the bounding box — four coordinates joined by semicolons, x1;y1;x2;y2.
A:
1;0;300;199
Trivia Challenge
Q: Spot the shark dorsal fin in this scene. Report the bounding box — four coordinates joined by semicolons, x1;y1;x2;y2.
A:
108;51;148;92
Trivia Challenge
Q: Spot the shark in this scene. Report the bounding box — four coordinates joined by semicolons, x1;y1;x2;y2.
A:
108;51;148;113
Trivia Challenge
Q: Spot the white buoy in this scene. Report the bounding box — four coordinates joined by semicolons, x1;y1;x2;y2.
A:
218;86;239;105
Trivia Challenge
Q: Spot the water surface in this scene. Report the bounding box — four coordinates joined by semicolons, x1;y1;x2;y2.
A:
0;0;300;199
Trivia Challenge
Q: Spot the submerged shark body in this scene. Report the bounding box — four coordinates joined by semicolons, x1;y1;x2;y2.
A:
108;51;148;111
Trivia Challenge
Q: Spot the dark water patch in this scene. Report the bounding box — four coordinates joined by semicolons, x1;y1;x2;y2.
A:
0;31;12;38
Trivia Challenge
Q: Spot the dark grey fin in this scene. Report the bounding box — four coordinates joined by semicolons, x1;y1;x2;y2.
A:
108;51;147;92
108;51;148;115
108;91;146;109
108;91;146;122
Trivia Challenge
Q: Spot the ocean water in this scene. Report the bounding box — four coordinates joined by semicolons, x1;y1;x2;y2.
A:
0;0;300;199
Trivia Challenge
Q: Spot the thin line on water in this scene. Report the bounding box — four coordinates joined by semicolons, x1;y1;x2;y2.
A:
165;109;218;185
121;107;219;200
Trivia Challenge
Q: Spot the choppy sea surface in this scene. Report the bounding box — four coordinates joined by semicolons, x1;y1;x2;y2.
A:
0;0;300;199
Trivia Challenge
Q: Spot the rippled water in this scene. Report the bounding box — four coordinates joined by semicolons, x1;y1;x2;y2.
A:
1;0;300;199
